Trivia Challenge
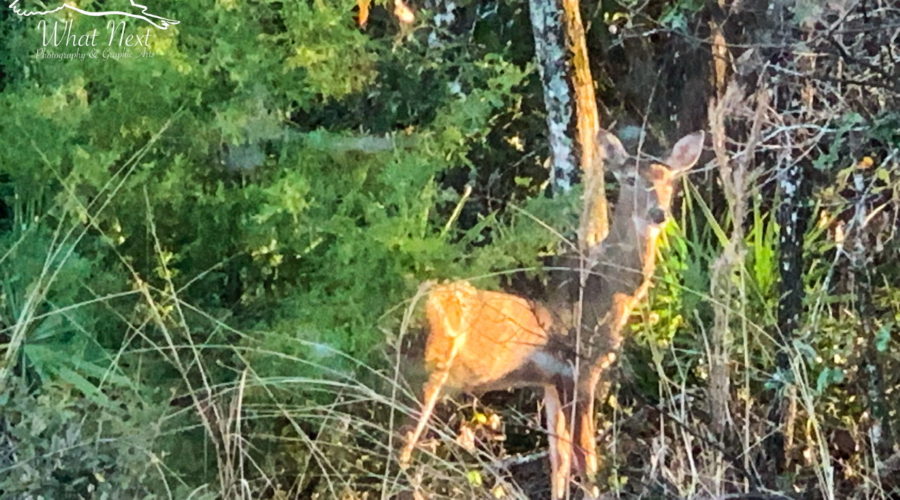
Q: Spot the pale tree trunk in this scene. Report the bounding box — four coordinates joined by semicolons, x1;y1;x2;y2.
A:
528;0;577;194
528;0;606;249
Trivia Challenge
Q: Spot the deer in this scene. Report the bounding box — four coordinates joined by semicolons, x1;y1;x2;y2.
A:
399;129;705;499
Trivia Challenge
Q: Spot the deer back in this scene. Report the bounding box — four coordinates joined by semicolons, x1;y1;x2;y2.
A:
424;281;556;391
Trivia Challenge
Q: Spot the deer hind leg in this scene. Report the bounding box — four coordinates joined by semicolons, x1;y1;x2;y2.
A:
544;384;573;499
399;368;450;467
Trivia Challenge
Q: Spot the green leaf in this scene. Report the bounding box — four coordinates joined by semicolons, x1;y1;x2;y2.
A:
875;323;893;353
466;469;483;487
816;367;844;395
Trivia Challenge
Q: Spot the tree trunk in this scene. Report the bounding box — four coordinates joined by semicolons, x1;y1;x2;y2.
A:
528;0;578;196
764;2;808;483
848;170;893;459
562;0;606;249
769;158;805;478
528;0;606;250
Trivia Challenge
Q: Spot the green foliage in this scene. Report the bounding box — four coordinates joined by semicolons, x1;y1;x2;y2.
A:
0;226;126;396
0;382;167;499
813;113;864;171
659;0;705;33
0;0;545;493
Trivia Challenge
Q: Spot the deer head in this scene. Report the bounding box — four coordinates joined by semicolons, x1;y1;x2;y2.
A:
597;129;706;252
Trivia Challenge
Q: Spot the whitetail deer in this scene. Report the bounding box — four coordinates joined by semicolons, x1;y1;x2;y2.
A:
399;130;704;498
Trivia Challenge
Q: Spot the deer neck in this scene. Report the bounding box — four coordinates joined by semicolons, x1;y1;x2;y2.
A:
579;182;668;346
600;193;663;284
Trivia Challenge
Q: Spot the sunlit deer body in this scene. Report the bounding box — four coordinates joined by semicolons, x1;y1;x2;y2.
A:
400;130;704;498
398;282;572;467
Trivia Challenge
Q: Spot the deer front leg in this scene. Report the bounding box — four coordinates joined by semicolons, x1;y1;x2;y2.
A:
544;384;573;499
574;385;599;498
575;397;597;477
573;351;620;497
400;369;450;467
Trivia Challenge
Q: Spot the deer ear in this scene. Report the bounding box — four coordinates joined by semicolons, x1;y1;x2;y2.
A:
665;131;705;172
598;129;629;172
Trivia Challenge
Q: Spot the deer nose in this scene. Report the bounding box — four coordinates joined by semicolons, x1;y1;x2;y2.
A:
648;207;667;224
